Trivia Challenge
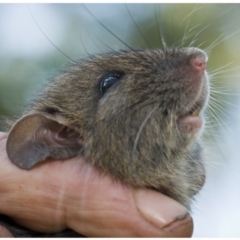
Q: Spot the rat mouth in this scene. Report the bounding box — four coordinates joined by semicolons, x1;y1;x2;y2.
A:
177;103;203;132
177;82;208;132
183;99;202;115
184;97;204;118
185;102;202;117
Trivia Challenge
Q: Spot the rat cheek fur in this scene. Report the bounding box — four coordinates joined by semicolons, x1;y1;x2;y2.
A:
84;103;204;209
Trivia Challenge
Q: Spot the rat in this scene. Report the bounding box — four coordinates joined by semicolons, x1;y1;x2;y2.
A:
1;46;209;237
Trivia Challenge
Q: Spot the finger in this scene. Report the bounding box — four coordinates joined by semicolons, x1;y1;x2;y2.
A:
0;225;14;237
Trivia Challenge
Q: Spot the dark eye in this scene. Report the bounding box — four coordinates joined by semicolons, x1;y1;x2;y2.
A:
100;73;122;94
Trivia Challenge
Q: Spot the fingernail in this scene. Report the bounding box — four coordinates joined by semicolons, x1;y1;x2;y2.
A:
134;189;189;230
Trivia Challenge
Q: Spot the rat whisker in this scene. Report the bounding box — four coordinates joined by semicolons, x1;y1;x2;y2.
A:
27;4;77;64
212;74;240;79
125;4;151;48
82;4;134;51
189;25;210;47
155;4;166;48
181;20;190;47
79;31;108;71
206;28;240;53
208;62;236;75
80;17;115;53
181;23;202;47
210;90;239;96
196;41;207;49
132;105;159;158
180;4;202;47
207;105;233;147
181;4;202;25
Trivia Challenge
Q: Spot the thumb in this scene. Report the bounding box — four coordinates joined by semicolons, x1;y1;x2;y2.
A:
133;189;193;237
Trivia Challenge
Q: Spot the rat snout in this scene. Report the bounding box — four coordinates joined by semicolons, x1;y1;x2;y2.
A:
187;47;208;73
176;48;209;134
191;55;206;72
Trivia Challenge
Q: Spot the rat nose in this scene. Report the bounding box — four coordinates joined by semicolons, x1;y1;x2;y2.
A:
191;55;206;72
186;47;208;72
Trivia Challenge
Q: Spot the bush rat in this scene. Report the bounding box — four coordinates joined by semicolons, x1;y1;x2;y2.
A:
2;46;209;237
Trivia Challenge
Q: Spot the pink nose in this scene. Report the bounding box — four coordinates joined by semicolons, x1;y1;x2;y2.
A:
191;56;206;72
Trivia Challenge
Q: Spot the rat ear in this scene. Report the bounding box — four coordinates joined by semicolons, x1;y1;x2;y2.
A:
6;113;83;169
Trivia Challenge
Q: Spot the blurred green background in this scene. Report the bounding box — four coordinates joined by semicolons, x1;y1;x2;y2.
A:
0;4;240;237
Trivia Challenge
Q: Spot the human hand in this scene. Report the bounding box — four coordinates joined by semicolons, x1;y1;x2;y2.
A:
0;132;193;237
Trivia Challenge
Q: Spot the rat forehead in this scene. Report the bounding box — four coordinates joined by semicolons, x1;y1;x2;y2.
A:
77;47;207;70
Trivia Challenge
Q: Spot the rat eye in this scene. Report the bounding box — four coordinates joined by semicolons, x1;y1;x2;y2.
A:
100;73;122;94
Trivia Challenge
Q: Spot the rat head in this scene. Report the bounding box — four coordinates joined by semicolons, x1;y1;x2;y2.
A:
6;47;209;208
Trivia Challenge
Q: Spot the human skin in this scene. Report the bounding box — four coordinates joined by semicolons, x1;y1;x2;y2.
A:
0;132;193;237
